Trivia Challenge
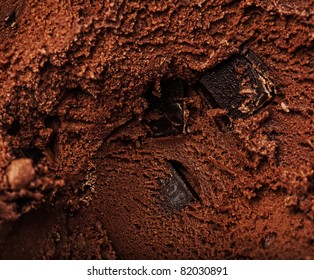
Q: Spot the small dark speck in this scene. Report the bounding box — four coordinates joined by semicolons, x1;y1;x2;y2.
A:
5;12;16;27
7;119;21;136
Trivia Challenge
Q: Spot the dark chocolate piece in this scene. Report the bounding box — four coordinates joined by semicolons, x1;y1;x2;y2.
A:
242;49;276;111
200;51;275;119
159;160;199;212
145;79;185;137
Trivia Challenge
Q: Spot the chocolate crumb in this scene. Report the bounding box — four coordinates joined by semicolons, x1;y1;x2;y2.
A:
6;158;35;190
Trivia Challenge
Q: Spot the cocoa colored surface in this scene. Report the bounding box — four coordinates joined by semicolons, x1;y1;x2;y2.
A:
0;0;313;259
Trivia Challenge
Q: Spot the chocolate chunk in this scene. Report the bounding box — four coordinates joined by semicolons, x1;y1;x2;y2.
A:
145;79;185;137
159;160;199;211
200;51;275;119
242;49;276;111
200;59;245;118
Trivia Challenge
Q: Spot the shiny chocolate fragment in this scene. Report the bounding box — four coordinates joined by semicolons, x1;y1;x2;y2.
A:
200;51;275;119
159;160;199;212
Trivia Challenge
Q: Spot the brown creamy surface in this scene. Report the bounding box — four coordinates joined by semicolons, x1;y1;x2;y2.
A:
0;0;313;259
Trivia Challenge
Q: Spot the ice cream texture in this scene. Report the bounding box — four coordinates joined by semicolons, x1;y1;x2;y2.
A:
0;0;313;259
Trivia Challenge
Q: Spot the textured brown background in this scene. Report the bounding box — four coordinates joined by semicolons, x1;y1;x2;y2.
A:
0;0;313;259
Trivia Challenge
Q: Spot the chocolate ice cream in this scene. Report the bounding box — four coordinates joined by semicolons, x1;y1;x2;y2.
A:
0;0;313;259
